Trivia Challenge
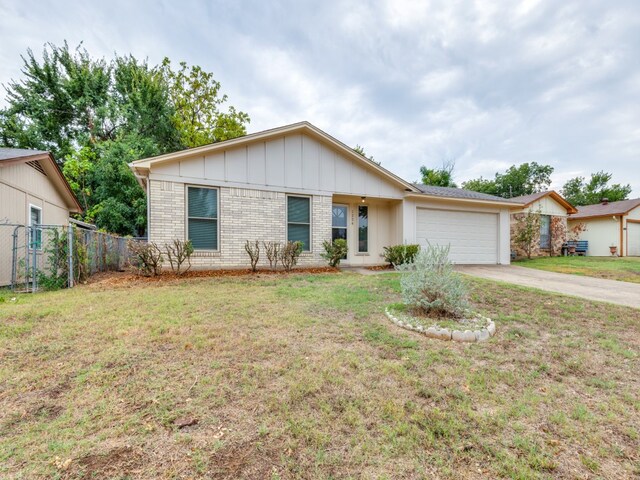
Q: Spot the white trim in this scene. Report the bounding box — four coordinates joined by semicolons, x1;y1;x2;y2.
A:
147;172;405;200
286;194;312;252
185;185;220;252
331;203;349;261
28;203;43;251
357;204;369;254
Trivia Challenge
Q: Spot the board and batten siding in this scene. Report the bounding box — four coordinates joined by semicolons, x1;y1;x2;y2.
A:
523;197;569;217
0;162;70;226
149;133;405;199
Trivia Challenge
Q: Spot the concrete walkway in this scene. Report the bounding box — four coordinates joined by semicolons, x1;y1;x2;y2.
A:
456;265;640;309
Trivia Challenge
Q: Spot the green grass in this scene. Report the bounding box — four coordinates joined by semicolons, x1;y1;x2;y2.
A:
0;271;639;479
515;255;640;283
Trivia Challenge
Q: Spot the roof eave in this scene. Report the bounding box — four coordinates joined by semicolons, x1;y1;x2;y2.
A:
405;192;524;208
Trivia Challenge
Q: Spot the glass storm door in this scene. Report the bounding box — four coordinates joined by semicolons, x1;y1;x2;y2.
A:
332;204;348;259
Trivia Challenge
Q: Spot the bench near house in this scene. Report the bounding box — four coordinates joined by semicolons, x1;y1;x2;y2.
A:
509;190;577;257
129;122;524;268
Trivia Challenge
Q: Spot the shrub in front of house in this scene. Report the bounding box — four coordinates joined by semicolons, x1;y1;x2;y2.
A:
165;239;194;274
383;244;420;266
321;238;348;267
280;241;303;271
128;240;163;276
244;240;260;272
396;243;469;318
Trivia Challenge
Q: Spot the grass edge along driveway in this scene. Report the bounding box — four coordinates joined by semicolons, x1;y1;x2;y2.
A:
515;255;640;284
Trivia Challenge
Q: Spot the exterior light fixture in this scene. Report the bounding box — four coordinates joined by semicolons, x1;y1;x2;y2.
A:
361;196;366;203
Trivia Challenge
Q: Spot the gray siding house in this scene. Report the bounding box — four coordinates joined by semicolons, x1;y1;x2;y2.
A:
129;122;522;268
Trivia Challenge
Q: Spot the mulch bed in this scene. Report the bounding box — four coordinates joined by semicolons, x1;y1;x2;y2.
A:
85;267;340;288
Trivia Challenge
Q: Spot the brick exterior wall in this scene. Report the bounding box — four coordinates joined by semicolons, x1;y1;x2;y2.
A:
510;213;567;258
148;179;332;269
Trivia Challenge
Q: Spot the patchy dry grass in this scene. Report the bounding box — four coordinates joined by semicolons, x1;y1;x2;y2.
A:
516;256;640;283
1;271;639;479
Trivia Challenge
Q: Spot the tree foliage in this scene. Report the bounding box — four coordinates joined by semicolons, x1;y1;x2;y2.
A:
561;171;631;206
0;42;249;235
419;161;457;187
160;58;249;148
462;162;553;198
353;144;380;165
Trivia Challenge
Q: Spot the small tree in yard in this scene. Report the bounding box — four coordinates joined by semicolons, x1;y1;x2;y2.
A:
514;210;541;259
396;244;470;318
165;239;194;274
263;241;281;270
321;239;348;267
244;240;260;272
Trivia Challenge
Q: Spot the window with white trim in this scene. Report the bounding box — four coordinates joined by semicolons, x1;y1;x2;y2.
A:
358;205;368;252
29;205;42;250
187;186;218;250
287;196;311;251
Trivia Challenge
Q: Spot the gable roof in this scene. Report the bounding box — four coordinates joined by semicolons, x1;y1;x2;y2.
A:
130;121;420;193
411;184;522;205
509;190;577;214
570;198;640;220
0;148;82;213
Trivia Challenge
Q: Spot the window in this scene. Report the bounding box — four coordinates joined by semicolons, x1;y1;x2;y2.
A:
187;186;218;250
332;205;348;259
358;205;368;253
332;205;347;242
29;205;42;250
287;196;311;251
540;215;550;249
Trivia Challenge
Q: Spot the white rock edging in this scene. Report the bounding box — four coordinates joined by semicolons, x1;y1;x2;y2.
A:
385;307;496;343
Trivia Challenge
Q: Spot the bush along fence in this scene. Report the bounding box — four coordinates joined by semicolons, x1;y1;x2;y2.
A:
0;223;131;292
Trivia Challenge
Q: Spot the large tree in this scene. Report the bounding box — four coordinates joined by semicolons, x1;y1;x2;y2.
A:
462;162;553;198
419;161;457;187
160;58;249;148
561;171;631;206
0;43;249;235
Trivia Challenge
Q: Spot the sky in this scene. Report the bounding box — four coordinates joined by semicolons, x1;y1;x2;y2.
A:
1;0;639;195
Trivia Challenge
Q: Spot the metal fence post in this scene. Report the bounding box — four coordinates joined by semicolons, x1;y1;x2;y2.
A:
68;225;74;288
31;226;37;293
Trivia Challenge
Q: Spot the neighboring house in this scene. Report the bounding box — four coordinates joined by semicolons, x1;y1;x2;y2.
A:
509;191;577;257
0;148;82;285
568;198;640;257
129;122;523;268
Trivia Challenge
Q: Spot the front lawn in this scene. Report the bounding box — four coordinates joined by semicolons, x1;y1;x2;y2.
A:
1;272;639;479
516;256;640;283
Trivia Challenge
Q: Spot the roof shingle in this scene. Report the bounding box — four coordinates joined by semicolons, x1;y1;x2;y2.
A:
570;198;640;219
412;184;522;204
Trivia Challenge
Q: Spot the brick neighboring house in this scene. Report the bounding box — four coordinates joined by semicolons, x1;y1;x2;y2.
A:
509;191;577;258
129;122;524;268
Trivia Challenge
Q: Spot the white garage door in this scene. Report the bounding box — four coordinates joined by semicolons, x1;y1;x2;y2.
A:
628;222;640;256
416;208;499;264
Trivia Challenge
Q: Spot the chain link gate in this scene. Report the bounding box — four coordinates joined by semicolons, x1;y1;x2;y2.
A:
1;224;130;292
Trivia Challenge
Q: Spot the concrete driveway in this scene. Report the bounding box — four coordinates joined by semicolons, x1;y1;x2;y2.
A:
456;265;640;309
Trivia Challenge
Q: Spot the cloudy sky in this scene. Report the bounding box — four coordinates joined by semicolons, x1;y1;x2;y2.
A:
1;0;639;194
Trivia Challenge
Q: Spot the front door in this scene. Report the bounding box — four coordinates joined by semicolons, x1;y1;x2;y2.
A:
332;204;348;260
